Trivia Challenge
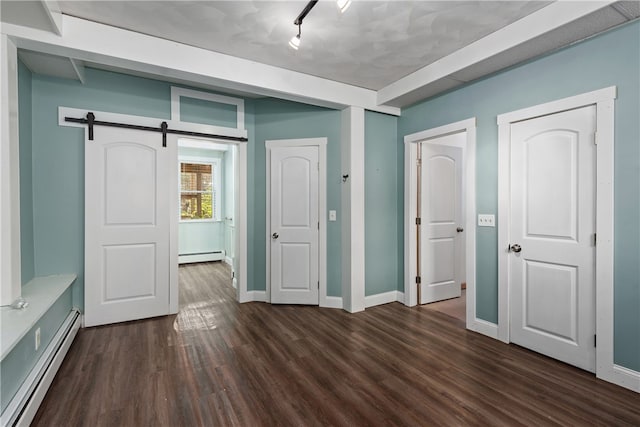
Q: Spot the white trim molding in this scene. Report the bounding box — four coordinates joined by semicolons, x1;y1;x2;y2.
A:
496;87;628;390
365;290;404;308
171;87;245;131
0;34;22;305
403;118;477;332
265;138;328;308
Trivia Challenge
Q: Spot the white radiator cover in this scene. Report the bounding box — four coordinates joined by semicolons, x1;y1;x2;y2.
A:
1;309;81;427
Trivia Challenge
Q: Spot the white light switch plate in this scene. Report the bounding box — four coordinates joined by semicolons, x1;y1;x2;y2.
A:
329;210;337;221
478;214;495;227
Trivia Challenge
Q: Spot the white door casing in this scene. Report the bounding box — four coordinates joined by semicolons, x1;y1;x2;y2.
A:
420;142;464;304
509;105;597;372
269;144;320;305
85;126;172;327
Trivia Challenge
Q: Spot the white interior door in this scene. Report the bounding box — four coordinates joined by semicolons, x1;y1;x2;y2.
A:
85;126;170;327
509;105;596;372
270;145;319;305
420;142;464;304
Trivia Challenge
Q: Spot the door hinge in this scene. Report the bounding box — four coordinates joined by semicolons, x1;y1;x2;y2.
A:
416;217;421;225
318;281;320;289
318;221;320;230
594;334;597;347
416;276;421;284
594;132;598;145
592;233;597;246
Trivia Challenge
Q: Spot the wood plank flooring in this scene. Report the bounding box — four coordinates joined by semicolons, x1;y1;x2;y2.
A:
423;290;466;323
32;262;639;426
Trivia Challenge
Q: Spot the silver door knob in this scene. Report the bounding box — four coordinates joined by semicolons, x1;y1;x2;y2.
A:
508;243;522;253
272;232;279;240
456;227;464;233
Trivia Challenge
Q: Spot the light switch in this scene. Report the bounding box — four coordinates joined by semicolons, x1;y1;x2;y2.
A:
478;214;495;227
329;210;337;221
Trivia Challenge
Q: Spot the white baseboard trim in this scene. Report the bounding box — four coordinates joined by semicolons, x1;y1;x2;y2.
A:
1;309;81;427
602;364;640;393
469;318;499;340
224;256;233;266
365;290;402;308
321;296;343;309
396;291;405;303
178;252;224;264
244;290;267;303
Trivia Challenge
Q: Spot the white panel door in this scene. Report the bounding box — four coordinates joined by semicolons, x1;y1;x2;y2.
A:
85;127;170;327
510;105;596;372
420;143;464;304
270;146;319;305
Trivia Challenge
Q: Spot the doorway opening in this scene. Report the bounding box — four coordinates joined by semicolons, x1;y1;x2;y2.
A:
404;118;485;335
175;137;240;313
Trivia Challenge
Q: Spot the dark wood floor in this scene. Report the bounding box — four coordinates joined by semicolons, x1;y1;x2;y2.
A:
33;262;639;426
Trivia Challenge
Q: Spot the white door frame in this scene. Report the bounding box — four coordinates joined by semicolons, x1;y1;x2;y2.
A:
404;118;483;334
265;138;327;307
497;87;638;393
58;107;249;312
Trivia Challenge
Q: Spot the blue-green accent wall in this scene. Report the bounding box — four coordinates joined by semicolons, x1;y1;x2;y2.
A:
180;97;238;128
0;287;72;412
254;99;342;296
397;21;640;371
365;111;399;296
18;60;34;285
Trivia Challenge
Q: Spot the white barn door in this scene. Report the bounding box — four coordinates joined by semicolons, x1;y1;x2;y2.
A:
509;105;596;372
85;127;171;327
269;145;319;305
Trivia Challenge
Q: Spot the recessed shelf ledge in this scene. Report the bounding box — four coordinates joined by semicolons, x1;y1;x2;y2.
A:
0;274;77;360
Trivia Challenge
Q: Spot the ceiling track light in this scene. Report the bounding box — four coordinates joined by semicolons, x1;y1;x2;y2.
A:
336;0;352;13
288;0;318;50
288;0;351;50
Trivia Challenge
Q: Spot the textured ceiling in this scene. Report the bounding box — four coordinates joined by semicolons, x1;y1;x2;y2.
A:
58;1;550;90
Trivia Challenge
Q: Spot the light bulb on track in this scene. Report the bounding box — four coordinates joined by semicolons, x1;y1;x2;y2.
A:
337;0;352;13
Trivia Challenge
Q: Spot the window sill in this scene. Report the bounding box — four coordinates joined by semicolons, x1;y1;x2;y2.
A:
0;274;76;360
179;219;222;224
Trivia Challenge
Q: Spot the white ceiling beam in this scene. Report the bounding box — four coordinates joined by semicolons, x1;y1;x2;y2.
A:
39;0;62;36
377;1;616;107
2;15;400;116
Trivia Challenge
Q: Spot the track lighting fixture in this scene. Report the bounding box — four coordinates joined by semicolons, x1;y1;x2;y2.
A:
289;24;301;50
288;0;351;50
336;0;352;13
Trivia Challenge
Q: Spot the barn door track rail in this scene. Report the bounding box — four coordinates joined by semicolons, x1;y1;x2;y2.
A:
65;112;249;146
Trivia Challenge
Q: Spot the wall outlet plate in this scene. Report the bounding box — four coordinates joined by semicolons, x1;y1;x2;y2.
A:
478;214;495;227
329;210;337;221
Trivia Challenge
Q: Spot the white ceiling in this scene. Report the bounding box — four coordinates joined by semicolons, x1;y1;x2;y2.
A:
58;0;551;90
3;1;638;109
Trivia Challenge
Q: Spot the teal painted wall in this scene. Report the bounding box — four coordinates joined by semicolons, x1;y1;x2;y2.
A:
254;99;342;296
180;97;237;128
364;111;399;296
29;68;254;309
18;61;34;285
0;287;72;412
397;21;640;370
178;147;226;256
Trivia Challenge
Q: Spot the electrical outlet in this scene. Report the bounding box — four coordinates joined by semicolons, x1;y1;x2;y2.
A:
478;214;495;227
35;327;41;351
329;210;337;221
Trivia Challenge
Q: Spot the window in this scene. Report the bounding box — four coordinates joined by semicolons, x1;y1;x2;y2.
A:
180;160;220;221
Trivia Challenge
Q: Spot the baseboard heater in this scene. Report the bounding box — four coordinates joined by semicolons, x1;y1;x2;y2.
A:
1;308;81;427
178;250;225;264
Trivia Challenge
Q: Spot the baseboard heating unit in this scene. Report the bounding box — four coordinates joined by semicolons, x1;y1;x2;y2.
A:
1;309;81;427
178;250;225;264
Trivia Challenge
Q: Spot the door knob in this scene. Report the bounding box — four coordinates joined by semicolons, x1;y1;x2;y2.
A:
508;243;522;253
272;232;279;240
456;227;464;233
